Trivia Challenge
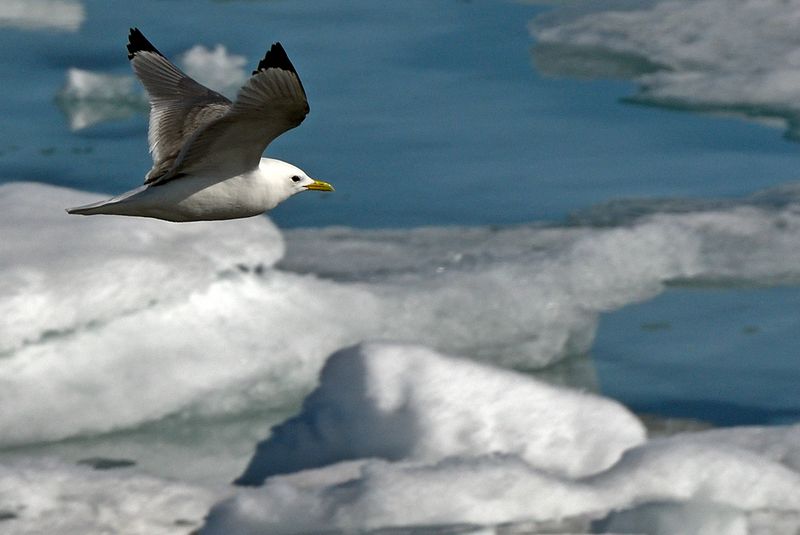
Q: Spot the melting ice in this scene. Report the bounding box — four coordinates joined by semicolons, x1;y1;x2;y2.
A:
1;181;800;532
531;0;800;138
5;182;800;445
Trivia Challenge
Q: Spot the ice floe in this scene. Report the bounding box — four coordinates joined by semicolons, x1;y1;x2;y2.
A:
56;43;248;130
200;343;800;534
0;458;215;535
56;68;148;130
0;0;84;32
235;343;646;485
3;181;800;445
531;0;800;138
1;340;798;534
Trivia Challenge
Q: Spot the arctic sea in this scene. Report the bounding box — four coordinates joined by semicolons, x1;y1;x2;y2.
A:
1;0;799;533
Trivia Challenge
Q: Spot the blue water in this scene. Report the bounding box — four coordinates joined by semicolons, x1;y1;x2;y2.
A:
3;0;800;230
1;0;799;427
595;286;800;425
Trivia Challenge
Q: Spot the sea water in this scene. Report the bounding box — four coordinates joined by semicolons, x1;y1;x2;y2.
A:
1;0;799;533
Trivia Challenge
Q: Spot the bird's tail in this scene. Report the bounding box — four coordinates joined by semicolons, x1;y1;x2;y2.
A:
66;185;148;216
66;198;121;216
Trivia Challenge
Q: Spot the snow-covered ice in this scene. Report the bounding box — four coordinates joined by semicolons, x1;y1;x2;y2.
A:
0;0;84;32
0;458;216;535
4;182;800;446
200;344;800;535
235;343;645;485
1;332;798;533
531;0;800;138
3;182;800;532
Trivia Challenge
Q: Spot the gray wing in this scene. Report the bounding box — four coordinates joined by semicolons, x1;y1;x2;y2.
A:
127;28;232;184
159;42;309;182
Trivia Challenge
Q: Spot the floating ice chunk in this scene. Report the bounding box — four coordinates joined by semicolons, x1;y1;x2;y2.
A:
235;342;646;485
0;458;216;534
55;68;148;130
56;44;246;130
1;183;283;357
656;423;800;472
0;0;84;31
589;439;800;511
5;182;800;444
206;456;603;535
207;351;800;534
596;502;748;535
530;0;800;137
204;436;800;534
180;44;248;98
0;183;287;443
58;69;138;102
224;344;800;532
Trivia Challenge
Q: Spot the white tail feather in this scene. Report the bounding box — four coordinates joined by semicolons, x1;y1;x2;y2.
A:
66;185;149;216
67;199;120;216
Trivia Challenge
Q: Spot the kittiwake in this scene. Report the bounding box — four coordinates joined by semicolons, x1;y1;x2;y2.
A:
67;28;333;222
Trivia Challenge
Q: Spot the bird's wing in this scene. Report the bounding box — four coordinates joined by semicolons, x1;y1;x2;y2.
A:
126;28;233;184
157;42;309;182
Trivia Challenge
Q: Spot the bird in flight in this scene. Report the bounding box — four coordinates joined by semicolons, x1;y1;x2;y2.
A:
67;28;333;222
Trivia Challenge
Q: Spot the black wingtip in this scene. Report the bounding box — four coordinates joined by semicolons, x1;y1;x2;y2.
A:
127;27;162;60
252;42;298;76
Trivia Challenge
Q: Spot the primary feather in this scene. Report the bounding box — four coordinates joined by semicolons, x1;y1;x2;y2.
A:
66;29;329;223
126;28;309;185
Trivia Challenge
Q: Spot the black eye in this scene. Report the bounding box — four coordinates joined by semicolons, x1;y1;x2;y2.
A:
291;175;302;183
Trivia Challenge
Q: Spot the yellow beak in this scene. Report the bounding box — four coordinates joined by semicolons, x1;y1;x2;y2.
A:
305;179;335;192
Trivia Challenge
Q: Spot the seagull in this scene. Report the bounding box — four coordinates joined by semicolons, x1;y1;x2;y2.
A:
67;28;333;222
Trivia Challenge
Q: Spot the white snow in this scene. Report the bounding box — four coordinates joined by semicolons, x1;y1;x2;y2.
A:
235;343;646;485
4;182;800;445
1;339;798;534
58;69;139;102
0;0;84;31
531;0;800;137
0;458;216;535
200;344;800;535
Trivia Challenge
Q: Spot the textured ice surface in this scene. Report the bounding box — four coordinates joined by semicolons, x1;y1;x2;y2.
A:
0;0;84;31
0;458;216;535
236;343;645;485
1;183;286;444
531;0;800;138
4;182;800;445
206;451;800;534
2;342;798;534
203;344;800;535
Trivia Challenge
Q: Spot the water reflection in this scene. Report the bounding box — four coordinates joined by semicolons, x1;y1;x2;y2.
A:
55;68;146;130
54;44;247;131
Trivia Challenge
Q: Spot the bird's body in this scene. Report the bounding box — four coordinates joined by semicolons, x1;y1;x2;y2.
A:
70;158;308;222
67;29;332;222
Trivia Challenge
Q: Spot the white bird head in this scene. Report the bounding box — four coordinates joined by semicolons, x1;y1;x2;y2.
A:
259;158;334;206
